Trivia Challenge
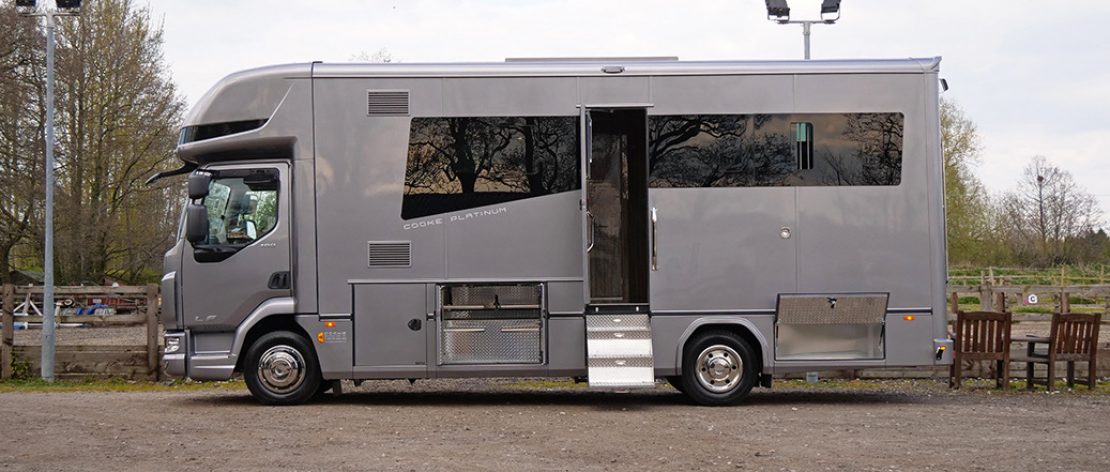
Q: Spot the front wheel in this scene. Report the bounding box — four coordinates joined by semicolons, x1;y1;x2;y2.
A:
243;331;322;405
680;330;758;406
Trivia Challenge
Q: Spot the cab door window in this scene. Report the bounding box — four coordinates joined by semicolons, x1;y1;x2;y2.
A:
194;168;279;260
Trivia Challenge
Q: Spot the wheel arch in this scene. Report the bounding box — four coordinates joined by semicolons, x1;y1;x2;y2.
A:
230;298;314;373
674;318;771;376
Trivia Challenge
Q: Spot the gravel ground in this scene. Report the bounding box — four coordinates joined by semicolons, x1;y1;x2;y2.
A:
0;379;1107;472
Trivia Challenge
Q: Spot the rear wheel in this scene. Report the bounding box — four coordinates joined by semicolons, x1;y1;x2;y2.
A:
313;381;333;399
243;331;322;405
680;330;758;406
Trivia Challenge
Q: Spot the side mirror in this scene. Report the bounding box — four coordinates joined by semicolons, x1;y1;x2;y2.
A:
187;172;212;200
185;202;209;244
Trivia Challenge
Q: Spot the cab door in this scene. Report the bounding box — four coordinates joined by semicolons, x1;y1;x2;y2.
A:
180;162;291;332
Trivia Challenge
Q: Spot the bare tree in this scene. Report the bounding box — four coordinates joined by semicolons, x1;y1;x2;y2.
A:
349;48;396;63
44;0;185;284
998;156;1103;265
0;4;45;283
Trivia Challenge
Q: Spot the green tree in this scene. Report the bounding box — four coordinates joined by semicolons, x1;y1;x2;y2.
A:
940;98;994;265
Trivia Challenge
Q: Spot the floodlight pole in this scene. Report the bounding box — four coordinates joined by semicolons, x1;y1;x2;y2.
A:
776;20;829;60
802;21;811;59
43;7;56;383
21;1;78;382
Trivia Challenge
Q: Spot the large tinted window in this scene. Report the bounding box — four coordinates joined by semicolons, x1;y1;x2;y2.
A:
403;116;579;219
648;113;903;187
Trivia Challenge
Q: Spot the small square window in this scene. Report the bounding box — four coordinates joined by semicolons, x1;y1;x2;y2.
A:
793;122;814;170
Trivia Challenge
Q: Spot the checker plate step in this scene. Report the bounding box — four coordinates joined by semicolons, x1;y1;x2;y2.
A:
585;313;654;389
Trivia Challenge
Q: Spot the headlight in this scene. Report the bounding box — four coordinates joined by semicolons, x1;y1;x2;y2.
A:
165;335;182;354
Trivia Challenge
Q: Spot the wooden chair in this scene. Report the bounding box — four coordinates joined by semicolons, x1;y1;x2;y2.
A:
950;311;1012;389
1015;313;1101;391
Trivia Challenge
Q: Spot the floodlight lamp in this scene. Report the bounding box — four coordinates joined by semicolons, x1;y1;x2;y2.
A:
820;0;841;22
15;0;37;14
765;0;790;21
56;0;82;11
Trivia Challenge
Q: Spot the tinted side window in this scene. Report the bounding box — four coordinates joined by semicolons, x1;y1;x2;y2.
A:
795;113;904;186
403;116;579;219
648;113;903;187
647;114;794;188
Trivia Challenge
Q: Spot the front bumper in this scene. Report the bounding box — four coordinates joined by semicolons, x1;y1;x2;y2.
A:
161;331;237;381
162;331;187;377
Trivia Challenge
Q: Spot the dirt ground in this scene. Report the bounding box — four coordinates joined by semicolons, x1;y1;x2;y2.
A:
1;379;1107;472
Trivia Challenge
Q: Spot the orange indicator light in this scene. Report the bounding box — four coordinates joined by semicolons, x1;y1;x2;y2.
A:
903;315;916;321
324;321;336;328
317;332;326;343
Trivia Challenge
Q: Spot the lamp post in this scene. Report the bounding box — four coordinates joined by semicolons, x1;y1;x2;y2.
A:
16;0;82;382
765;0;841;60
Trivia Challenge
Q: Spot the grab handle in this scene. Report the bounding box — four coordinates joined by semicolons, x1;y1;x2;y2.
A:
651;207;658;271
586;210;596;252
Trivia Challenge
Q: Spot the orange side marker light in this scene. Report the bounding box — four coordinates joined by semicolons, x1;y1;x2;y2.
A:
317;332;326;343
903;315;916;321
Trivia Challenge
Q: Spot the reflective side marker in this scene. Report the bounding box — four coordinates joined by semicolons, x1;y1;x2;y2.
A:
903;315;916;321
317;332;326;343
324;321;336;328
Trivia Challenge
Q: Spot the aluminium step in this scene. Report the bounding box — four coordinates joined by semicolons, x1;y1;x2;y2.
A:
585;313;655;389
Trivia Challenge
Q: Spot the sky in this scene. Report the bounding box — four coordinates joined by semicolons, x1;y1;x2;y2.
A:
141;0;1109;222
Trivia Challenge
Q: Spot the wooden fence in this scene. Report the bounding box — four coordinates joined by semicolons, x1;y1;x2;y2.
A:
947;283;1110;319
1;284;159;380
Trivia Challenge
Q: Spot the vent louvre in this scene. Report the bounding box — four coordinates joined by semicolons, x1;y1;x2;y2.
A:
368;241;412;268
367;90;409;116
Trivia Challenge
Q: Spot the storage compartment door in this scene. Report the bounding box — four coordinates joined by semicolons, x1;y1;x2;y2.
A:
353;284;427;370
438;284;544;365
775;293;887;360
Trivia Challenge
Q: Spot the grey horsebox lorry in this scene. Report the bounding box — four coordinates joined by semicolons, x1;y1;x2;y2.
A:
151;57;954;405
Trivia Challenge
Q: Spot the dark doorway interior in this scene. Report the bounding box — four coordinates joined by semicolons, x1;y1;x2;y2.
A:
587;109;649;305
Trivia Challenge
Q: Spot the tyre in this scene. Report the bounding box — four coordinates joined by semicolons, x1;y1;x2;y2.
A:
679;330;758;406
243;331;322;405
312;380;333;400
